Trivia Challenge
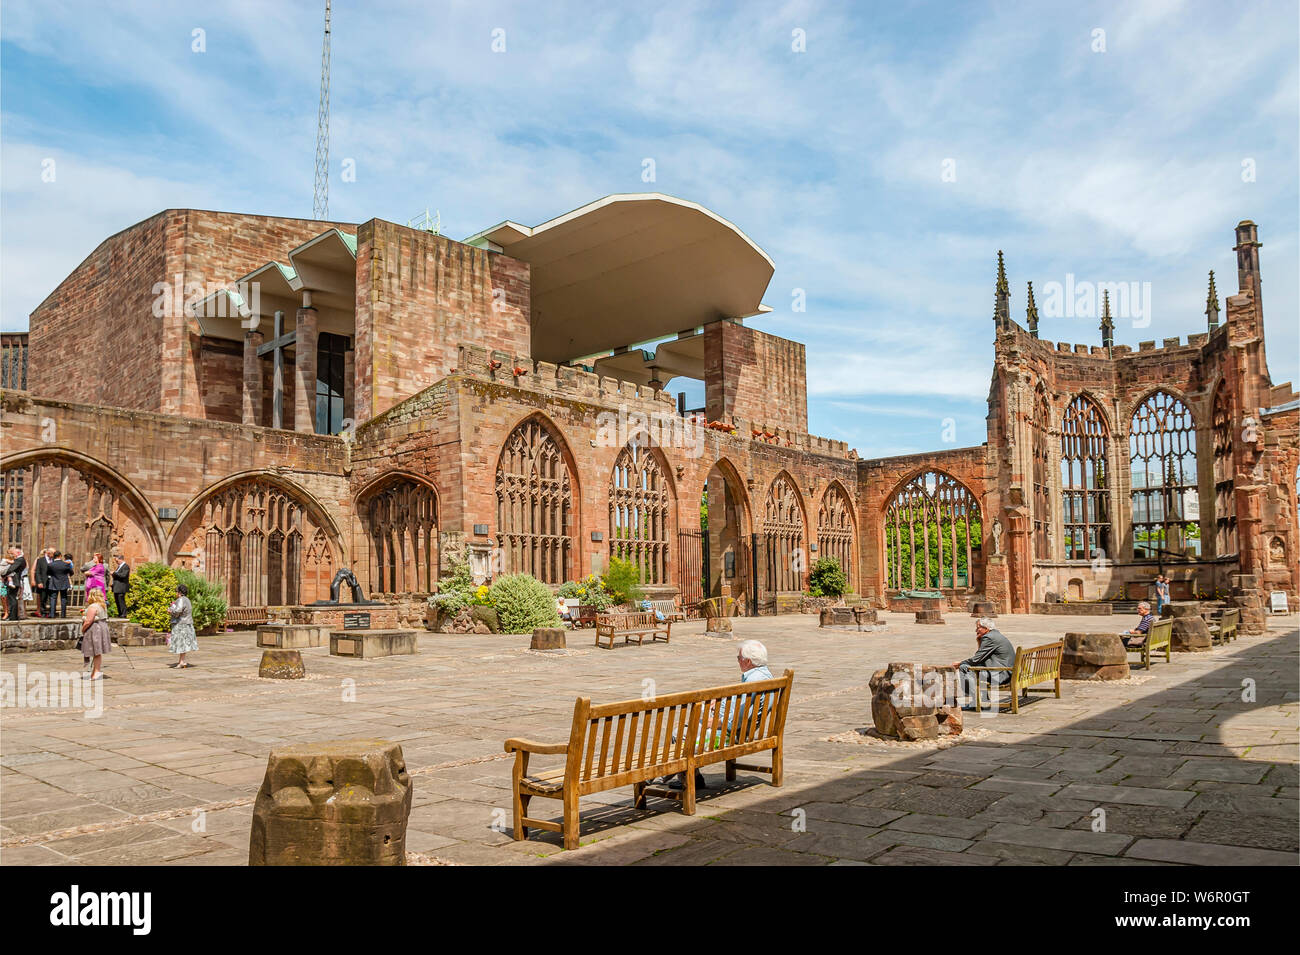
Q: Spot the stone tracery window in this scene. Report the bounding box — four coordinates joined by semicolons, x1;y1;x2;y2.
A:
496;417;573;584
1032;384;1053;560
1212;385;1237;556
817;483;855;586
360;478;438;593
608;440;670;586
763;474;806;593
1130;391;1200;559
1060;395;1110;561
884;470;981;590
185;480;334;606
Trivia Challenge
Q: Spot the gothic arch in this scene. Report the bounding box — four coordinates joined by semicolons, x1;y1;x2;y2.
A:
0;448;166;561
495;413;578;584
167;471;344;606
708;457;753;534
1129;389;1201;559
883;469;982;591
1032;382;1054;560
817;480;856;588
762;471;807;593
1060;393;1112;561
356;471;440;593
1212;380;1237;556
1125;384;1199;430
608;439;675;586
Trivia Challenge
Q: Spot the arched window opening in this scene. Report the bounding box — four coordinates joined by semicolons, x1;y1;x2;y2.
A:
884;470;981;590
1061;395;1110;561
817;484;855;586
609;441;671;586
763;475;805;593
496;418;574;584
1130;391;1200;559
1032;385;1053;560
1212;386;1237;556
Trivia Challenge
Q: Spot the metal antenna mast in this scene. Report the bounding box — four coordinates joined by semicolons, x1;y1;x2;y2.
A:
313;0;331;219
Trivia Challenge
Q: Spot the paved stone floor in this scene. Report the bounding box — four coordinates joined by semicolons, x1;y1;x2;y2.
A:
1;612;1296;866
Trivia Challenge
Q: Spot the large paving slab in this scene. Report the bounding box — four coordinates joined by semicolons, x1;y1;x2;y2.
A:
1;611;1296;866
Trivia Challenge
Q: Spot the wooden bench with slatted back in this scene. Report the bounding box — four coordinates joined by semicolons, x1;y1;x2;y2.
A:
970;640;1064;713
225;606;269;629
594;611;671;649
1127;618;1172;668
504;668;794;849
1208;608;1239;646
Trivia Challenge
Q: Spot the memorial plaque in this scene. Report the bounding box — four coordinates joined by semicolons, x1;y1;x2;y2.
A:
336;638;356;655
344;612;371;630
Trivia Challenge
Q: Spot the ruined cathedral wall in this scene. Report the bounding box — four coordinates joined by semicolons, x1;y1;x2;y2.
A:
703;320;808;435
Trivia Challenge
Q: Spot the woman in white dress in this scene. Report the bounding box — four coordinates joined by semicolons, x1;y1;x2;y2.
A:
168;583;199;669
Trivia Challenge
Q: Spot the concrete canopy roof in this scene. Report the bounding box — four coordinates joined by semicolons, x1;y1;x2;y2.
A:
465;194;774;364
592;334;707;386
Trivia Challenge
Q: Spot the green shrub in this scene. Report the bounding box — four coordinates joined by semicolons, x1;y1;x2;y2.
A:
602;556;643;606
174;568;227;632
126;562;178;630
488;573;561;633
428;557;479;614
808;557;847;598
558;574;612;611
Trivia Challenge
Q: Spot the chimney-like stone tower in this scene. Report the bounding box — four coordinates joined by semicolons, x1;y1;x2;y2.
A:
1234;219;1262;314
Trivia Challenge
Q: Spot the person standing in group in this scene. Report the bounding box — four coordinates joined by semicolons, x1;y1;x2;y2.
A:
80;590;112;680
4;546;28;620
32;547;53;617
83;553;108;601
1156;575;1171;615
110;554;131;618
167;583;198;669
46;552;73;619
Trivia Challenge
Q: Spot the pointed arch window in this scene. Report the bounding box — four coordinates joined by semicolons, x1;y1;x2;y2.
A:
1212;386;1237;556
1032;384;1053;560
884;470;981;590
360;479;439;593
1061;395;1110;561
609;440;671;586
763;474;806;593
496;418;574;584
1130;391;1199;559
817;484;855;585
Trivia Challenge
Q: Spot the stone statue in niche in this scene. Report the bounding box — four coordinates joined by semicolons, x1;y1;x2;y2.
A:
1269;537;1286;567
991;518;1004;556
310;567;382;606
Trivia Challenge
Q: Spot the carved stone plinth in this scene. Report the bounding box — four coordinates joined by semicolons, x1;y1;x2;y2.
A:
258;649;306;680
1228;579;1267;635
1061;632;1129;680
705;615;733;635
869;663;962;740
853;606;878;625
249;739;412;866
914;609;945;625
969;601;997;617
329;629;418;659
530;628;566;650
258;624;331;649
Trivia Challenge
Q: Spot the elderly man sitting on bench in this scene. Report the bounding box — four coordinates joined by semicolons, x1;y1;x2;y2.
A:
954;617;1015;710
1124;601;1158;649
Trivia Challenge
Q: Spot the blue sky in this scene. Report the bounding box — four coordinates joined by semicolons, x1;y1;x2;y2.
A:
3;0;1296;458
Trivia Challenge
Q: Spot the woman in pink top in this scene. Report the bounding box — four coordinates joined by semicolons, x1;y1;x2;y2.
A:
82;552;108;598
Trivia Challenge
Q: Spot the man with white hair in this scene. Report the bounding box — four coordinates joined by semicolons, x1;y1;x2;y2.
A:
665;639;773;791
1125;601;1158;649
954;617;1015;709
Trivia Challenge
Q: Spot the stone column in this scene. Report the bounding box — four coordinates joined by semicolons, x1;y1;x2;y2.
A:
242;329;264;426
294;307;319;434
343;346;356;427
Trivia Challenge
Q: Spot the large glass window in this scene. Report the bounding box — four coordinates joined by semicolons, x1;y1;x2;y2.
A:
315;332;348;435
1130;391;1199;559
1061;395;1110;561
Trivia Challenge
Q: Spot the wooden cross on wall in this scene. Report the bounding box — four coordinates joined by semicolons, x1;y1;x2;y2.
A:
255;310;294;430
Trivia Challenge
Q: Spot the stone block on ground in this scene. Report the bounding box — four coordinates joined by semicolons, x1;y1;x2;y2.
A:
869;663;962;740
530;627;566;650
329;629;418;659
1061;632;1130;680
969;600;997;617
705;615;733;635
914;609;945;625
249;739;412;866
1170;616;1213;652
259;649;307;680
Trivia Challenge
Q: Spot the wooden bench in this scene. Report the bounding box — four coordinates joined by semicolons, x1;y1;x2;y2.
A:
225;606;269;629
504;669;794;849
1126;618;1172;668
969;640;1064;713
644;598;686;623
594;611;671;649
1208;608;1239;646
561;600;598;629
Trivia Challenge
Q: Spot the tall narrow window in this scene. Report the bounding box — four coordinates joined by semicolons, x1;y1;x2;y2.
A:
1130;391;1199;559
1212;385;1237;556
360;478;439;593
884;470;980;590
1060;395;1110;561
609;441;671;586
496;418;574;584
817;483;855;586
763;474;805;593
315;332;348;435
1032;385;1053;560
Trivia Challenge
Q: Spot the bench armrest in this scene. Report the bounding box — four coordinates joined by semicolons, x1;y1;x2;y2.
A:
504;738;568;755
966;666;1012;672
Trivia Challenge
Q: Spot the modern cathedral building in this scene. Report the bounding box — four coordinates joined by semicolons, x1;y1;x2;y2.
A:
1;196;1296;619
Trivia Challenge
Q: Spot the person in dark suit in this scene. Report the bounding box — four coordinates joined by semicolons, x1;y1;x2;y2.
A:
33;547;54;617
46;552;73;619
954;617;1016;709
4;546;28;620
111;554;131;618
